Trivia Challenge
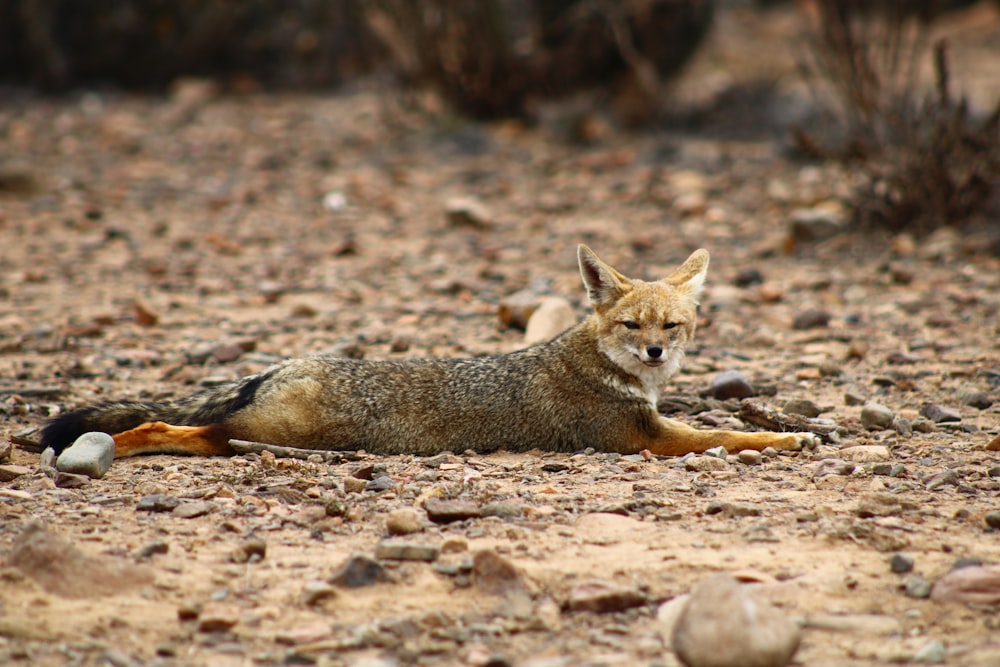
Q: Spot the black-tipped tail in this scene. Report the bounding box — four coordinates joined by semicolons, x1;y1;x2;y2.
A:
40;401;163;453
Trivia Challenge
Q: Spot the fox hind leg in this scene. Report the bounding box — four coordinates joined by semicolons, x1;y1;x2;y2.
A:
112;422;233;458
644;416;818;456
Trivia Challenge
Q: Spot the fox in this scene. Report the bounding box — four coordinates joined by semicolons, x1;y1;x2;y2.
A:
40;245;817;459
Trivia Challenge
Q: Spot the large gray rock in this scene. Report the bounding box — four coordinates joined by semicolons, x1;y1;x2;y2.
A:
55;432;115;479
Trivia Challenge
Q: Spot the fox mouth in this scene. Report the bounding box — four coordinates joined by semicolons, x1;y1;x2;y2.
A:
641;357;665;367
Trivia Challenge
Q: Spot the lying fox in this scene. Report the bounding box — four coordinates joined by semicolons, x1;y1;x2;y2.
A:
41;246;816;458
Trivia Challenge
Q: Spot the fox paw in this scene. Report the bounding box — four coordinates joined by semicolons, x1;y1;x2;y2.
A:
790;432;820;450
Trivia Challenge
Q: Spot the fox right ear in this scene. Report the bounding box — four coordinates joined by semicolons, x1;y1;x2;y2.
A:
578;245;630;307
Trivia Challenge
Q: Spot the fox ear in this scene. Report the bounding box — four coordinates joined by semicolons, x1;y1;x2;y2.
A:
666;248;709;300
578;245;631;307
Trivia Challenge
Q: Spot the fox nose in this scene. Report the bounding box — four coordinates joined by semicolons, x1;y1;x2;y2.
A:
646;345;663;359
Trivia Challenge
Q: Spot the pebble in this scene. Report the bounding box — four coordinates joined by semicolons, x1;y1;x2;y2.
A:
685;456;731;472
930;564;1000;605
424;497;481;524
792;309;831;330
564;579;647;614
136;494;182;513
55;432;115;479
54;472;91;488
366;475;395;492
710;370;755;400
985;511;1000;530
385;508;425;535
860;402;895;430
957;388;992;410
0;464;31;481
330;554;390;587
703;446;728;459
889;553;915;574
813;459;856;478
738;450;763;466
343;477;367;493
733;268;764;287
473;549;527;596
374;540;440;562
783;399;822;418
789;206;844;242
839;445;892;463
671;574;801;667
230;538;266;563
301;580;338;606
705;501;761;517
913;639;946;664
919;403;961;423
903;574;932;599
136;540;169;560
445;196;493;228
196;605;240;633
523;297;577;346
481;501;524;518
172;501;214;519
843;390;866;406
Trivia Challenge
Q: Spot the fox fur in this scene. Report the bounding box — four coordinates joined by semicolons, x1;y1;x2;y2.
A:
41;246;816;458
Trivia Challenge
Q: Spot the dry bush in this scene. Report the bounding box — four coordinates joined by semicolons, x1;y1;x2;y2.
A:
796;0;1000;233
366;0;714;122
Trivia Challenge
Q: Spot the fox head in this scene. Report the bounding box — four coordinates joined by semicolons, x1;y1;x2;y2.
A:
578;244;708;386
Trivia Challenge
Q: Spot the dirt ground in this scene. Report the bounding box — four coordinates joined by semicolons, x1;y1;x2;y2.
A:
2;4;1000;667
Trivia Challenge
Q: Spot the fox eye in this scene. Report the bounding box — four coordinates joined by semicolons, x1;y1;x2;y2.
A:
622;321;640;330
663;322;679;330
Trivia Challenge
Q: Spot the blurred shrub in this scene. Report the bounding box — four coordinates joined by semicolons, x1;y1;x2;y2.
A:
795;0;1000;233
0;0;383;90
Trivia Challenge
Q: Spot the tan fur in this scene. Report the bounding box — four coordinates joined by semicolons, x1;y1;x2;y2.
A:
42;246;818;458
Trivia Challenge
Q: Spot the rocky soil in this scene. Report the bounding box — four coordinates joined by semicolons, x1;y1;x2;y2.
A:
2;5;1000;667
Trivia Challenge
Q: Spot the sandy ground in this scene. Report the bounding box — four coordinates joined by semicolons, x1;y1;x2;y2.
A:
1;4;999;666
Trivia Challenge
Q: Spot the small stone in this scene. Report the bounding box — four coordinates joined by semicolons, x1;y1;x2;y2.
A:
889;553;915;574
913;639;946;664
861;402;895;430
685;456;731;472
703;446;728;459
839;445;892;462
55;432;115;479
136;494;182;513
738;450;762;466
705;501;761;517
172;501;214;519
957;388;992;410
919;403;961;423
424;497;481;524
783;399;822;418
343;477;367;493
789;206;844;243
671;574;801;667
365;475;395;492
385;509;425;536
196;605;239;633
732;268;764;287
813;459;856;478
481;501;524;518
0;464;31;481
903;574;932;599
330;554;390;587
564;579;647;614
374;540;440;562
136;541;169;560
54;472;91;488
843;390;866;406
893;417;913;437
523;297;577;346
710;370;755;400
985;511;1000;530
229;538;266;563
792;309;831;330
445;196;493;228
930;564;1000;605
473;549;526;596
301;580;338;606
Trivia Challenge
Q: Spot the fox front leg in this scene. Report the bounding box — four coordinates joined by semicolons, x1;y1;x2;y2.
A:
644;416;818;457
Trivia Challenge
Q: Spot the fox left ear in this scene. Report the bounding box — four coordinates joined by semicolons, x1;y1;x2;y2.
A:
578;244;632;307
666;249;709;300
